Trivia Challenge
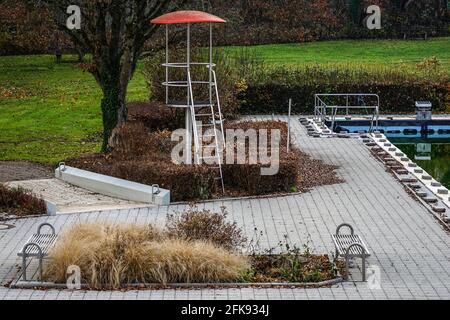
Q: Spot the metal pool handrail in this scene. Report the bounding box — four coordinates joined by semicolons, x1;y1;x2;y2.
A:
314;94;380;133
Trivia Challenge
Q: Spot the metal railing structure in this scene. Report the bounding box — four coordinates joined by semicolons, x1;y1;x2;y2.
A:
314;94;380;133
159;20;225;192
161;61;225;193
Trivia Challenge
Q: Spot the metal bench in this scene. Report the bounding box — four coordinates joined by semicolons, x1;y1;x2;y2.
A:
332;223;370;281
18;223;58;281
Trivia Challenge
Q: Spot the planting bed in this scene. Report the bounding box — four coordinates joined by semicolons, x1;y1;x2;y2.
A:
67;105;341;201
39;208;341;290
0;183;47;218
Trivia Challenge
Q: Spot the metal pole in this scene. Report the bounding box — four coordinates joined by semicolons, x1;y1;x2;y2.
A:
165;25;169;105
314;95;317;120
287;99;292;153
346;95;349;116
376;96;380;130
209;23;213;105
186;23;192;165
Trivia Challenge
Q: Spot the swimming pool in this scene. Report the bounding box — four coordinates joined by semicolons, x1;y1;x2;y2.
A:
324;119;450;189
327;119;450;139
389;138;450;190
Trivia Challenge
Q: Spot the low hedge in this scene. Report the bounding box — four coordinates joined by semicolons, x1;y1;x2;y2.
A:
128;101;184;132
222;159;299;195
67;120;309;201
240;82;449;114
221;120;300;195
111;161;217;202
67;153;217;202
238;65;450;114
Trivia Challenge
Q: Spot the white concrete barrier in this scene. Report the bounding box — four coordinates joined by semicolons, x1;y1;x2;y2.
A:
55;164;170;205
45;200;58;216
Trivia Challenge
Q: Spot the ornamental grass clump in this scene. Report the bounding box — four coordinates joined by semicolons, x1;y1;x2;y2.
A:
43;222;249;289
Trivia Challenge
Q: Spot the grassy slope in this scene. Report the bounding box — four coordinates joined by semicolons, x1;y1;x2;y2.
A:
0;38;449;164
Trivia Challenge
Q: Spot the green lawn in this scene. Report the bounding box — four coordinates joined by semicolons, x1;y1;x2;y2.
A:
224;37;450;68
0;38;449;164
0;55;147;165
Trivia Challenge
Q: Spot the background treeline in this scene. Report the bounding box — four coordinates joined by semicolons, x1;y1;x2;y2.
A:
1;0;448;55
209;0;449;45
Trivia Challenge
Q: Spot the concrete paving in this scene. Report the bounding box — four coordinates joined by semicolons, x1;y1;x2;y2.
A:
1;115;449;300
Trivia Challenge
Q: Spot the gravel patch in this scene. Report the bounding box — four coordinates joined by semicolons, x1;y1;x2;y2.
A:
0;161;53;182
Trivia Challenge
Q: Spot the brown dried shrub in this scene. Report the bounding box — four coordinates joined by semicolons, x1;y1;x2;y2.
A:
111;161;216;202
67;120;340;201
166;206;247;251
128;101;184;131
68;121;217;201
109;122;152;159
109;122;174;161
0;184;47;216
221;120;300;194
222;158;299;195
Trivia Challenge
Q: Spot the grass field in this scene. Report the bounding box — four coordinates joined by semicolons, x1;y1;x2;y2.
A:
224;38;450;68
0;55;147;164
0;38;449;164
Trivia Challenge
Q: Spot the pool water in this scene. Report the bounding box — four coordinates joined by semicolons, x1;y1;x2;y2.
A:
389;138;450;190
323;119;450;189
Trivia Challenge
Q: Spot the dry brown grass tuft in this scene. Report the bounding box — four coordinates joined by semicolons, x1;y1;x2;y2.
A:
146;239;249;284
44;223;249;289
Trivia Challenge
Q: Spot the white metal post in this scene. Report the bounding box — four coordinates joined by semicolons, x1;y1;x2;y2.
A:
186;23;192;164
165;25;169;105
209;23;213;105
346;95;349;116
287;99;292;153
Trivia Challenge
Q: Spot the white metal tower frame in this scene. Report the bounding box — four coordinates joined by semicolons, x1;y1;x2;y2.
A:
157;15;226;192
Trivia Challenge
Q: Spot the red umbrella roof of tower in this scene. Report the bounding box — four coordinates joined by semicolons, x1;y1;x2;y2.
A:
151;10;226;25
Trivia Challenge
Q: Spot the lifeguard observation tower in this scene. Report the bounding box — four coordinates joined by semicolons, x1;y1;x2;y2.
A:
151;11;226;192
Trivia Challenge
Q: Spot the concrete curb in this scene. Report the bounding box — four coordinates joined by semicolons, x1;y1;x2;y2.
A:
370;133;450;208
11;277;343;290
366;133;450;228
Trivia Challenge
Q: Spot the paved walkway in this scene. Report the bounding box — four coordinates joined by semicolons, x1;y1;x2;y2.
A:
1;116;449;300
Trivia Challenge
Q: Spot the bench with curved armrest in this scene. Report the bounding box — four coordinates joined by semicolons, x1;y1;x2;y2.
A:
17;223;58;281
332;223;370;281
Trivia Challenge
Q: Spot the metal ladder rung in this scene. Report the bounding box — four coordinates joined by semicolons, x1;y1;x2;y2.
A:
196;113;214;117
195;113;222;117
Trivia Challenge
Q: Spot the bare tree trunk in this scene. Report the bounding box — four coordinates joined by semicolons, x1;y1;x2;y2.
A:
100;81;127;152
75;47;85;62
99;55;133;152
